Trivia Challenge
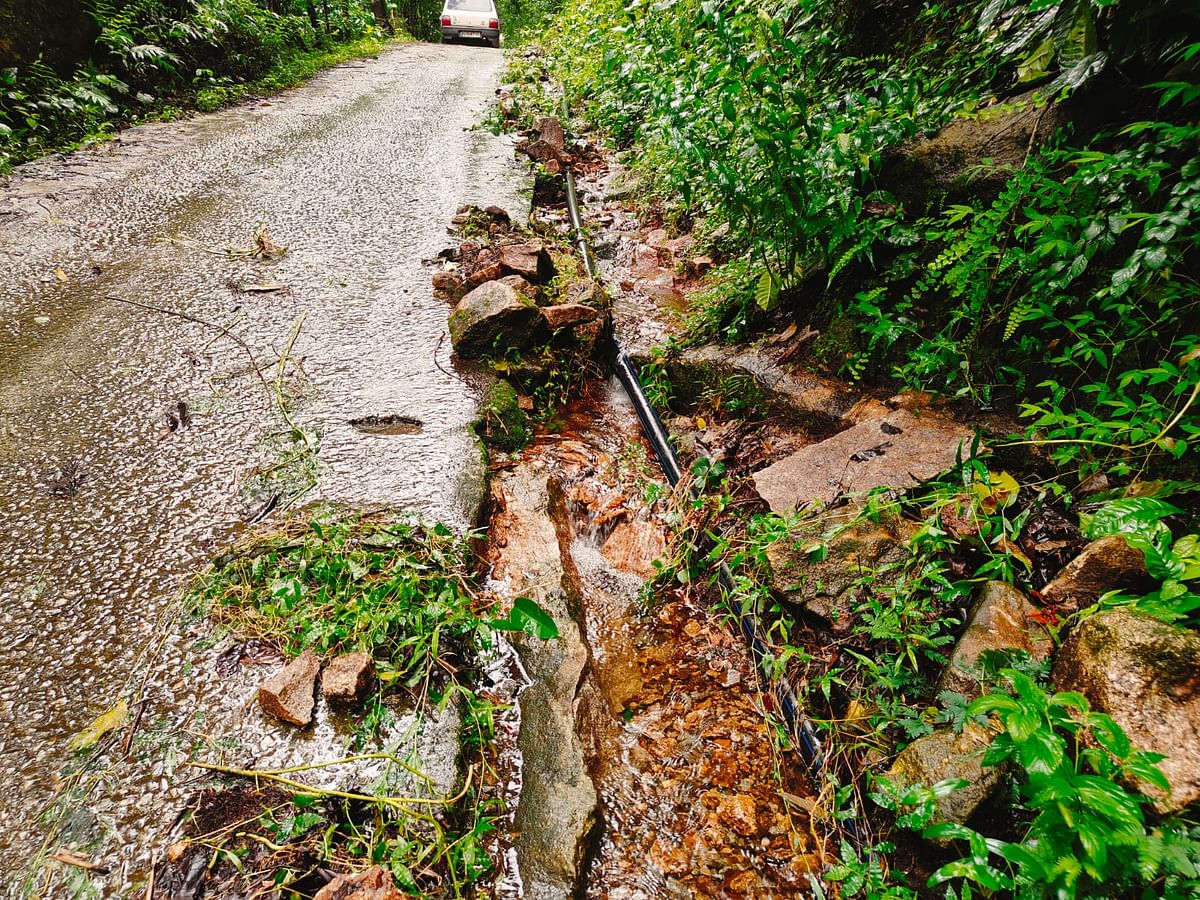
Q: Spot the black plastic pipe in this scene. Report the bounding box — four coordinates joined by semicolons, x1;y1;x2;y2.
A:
557;105;824;770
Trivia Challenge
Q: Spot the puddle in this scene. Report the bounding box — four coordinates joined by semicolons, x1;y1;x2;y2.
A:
350;413;424;435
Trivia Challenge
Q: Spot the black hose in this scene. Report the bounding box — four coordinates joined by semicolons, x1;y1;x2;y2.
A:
556;100;824;771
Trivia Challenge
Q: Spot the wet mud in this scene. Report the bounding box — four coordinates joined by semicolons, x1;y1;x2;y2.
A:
0;42;525;893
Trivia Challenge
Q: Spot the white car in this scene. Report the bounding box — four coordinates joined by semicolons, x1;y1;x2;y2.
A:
440;0;501;48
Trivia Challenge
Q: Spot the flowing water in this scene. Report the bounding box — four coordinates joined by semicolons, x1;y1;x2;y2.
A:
485;380;818;897
0;42;527;893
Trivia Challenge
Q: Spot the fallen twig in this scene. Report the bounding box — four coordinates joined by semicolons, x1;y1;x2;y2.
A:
106;295;273;405
187;756;471;813
50;849;108;873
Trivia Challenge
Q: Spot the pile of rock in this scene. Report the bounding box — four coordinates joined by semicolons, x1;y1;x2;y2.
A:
433;204;610;448
258;649;376;727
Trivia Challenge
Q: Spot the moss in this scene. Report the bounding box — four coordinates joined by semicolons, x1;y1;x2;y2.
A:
477;379;530;453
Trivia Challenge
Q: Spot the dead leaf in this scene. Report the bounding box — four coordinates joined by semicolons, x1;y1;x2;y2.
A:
53;267;68;282
773;323;798;343
242;282;287;293
67;699;128;752
252;225;287;261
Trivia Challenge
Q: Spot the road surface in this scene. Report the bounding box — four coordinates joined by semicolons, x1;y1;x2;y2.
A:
0;41;525;892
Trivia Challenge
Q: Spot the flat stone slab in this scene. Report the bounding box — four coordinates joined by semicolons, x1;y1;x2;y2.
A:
753;411;973;513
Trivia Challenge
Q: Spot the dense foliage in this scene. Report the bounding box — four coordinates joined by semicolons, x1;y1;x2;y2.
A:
542;0;1200;480
0;0;406;169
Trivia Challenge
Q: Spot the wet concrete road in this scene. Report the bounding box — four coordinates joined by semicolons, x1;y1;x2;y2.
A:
0;42;525;891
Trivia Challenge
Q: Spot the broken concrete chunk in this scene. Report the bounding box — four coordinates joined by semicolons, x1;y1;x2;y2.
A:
258;650;320;726
885;723;1003;829
448;280;545;358
1038;535;1149;608
497;241;556;284
322;652;376;703
752;410;973;514
937;581;1048;700
1054;609;1200;812
542;303;599;330
313;865;408;900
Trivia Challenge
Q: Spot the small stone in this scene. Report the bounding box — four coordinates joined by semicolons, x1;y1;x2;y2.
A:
322;652;375;703
1038;535;1148;607
313;865;408;900
937;581;1048;700
448;280;545;358
544;157;562;175
566;279;599;305
1054;609;1200;812
431;270;462;294
258;650;320;726
465;262;502;286
483;205;511;224
885;723;1002;829
718;793;759;836
646;228;669;247
497;241;556;284
688;255;714;276
542;303;599;330
601;520;666;579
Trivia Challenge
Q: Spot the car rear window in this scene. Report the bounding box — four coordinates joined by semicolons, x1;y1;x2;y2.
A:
446;0;491;10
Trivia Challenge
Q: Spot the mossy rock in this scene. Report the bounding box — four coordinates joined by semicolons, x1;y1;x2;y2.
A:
478;380;530;453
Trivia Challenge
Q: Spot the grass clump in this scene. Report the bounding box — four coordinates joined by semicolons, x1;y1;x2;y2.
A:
196;511;482;691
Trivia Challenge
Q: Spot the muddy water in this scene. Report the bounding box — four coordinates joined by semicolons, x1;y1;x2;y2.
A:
0;43;526;892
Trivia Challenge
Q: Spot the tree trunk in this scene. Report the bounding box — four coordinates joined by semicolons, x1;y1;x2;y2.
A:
371;0;393;33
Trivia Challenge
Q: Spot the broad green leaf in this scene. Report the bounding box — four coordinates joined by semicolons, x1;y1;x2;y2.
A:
489;596;560;640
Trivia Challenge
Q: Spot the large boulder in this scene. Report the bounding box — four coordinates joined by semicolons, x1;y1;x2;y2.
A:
879;90;1069;214
258;650;320;726
937;581;1049;700
753;411;973;514
1053;609;1200;812
448;281;545;358
1037;535;1149;608
490;467;599;898
885;723;1004;828
601;519;666;579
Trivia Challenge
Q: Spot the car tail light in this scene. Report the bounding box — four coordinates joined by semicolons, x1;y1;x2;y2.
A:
440;14;451;25
488;18;499;28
